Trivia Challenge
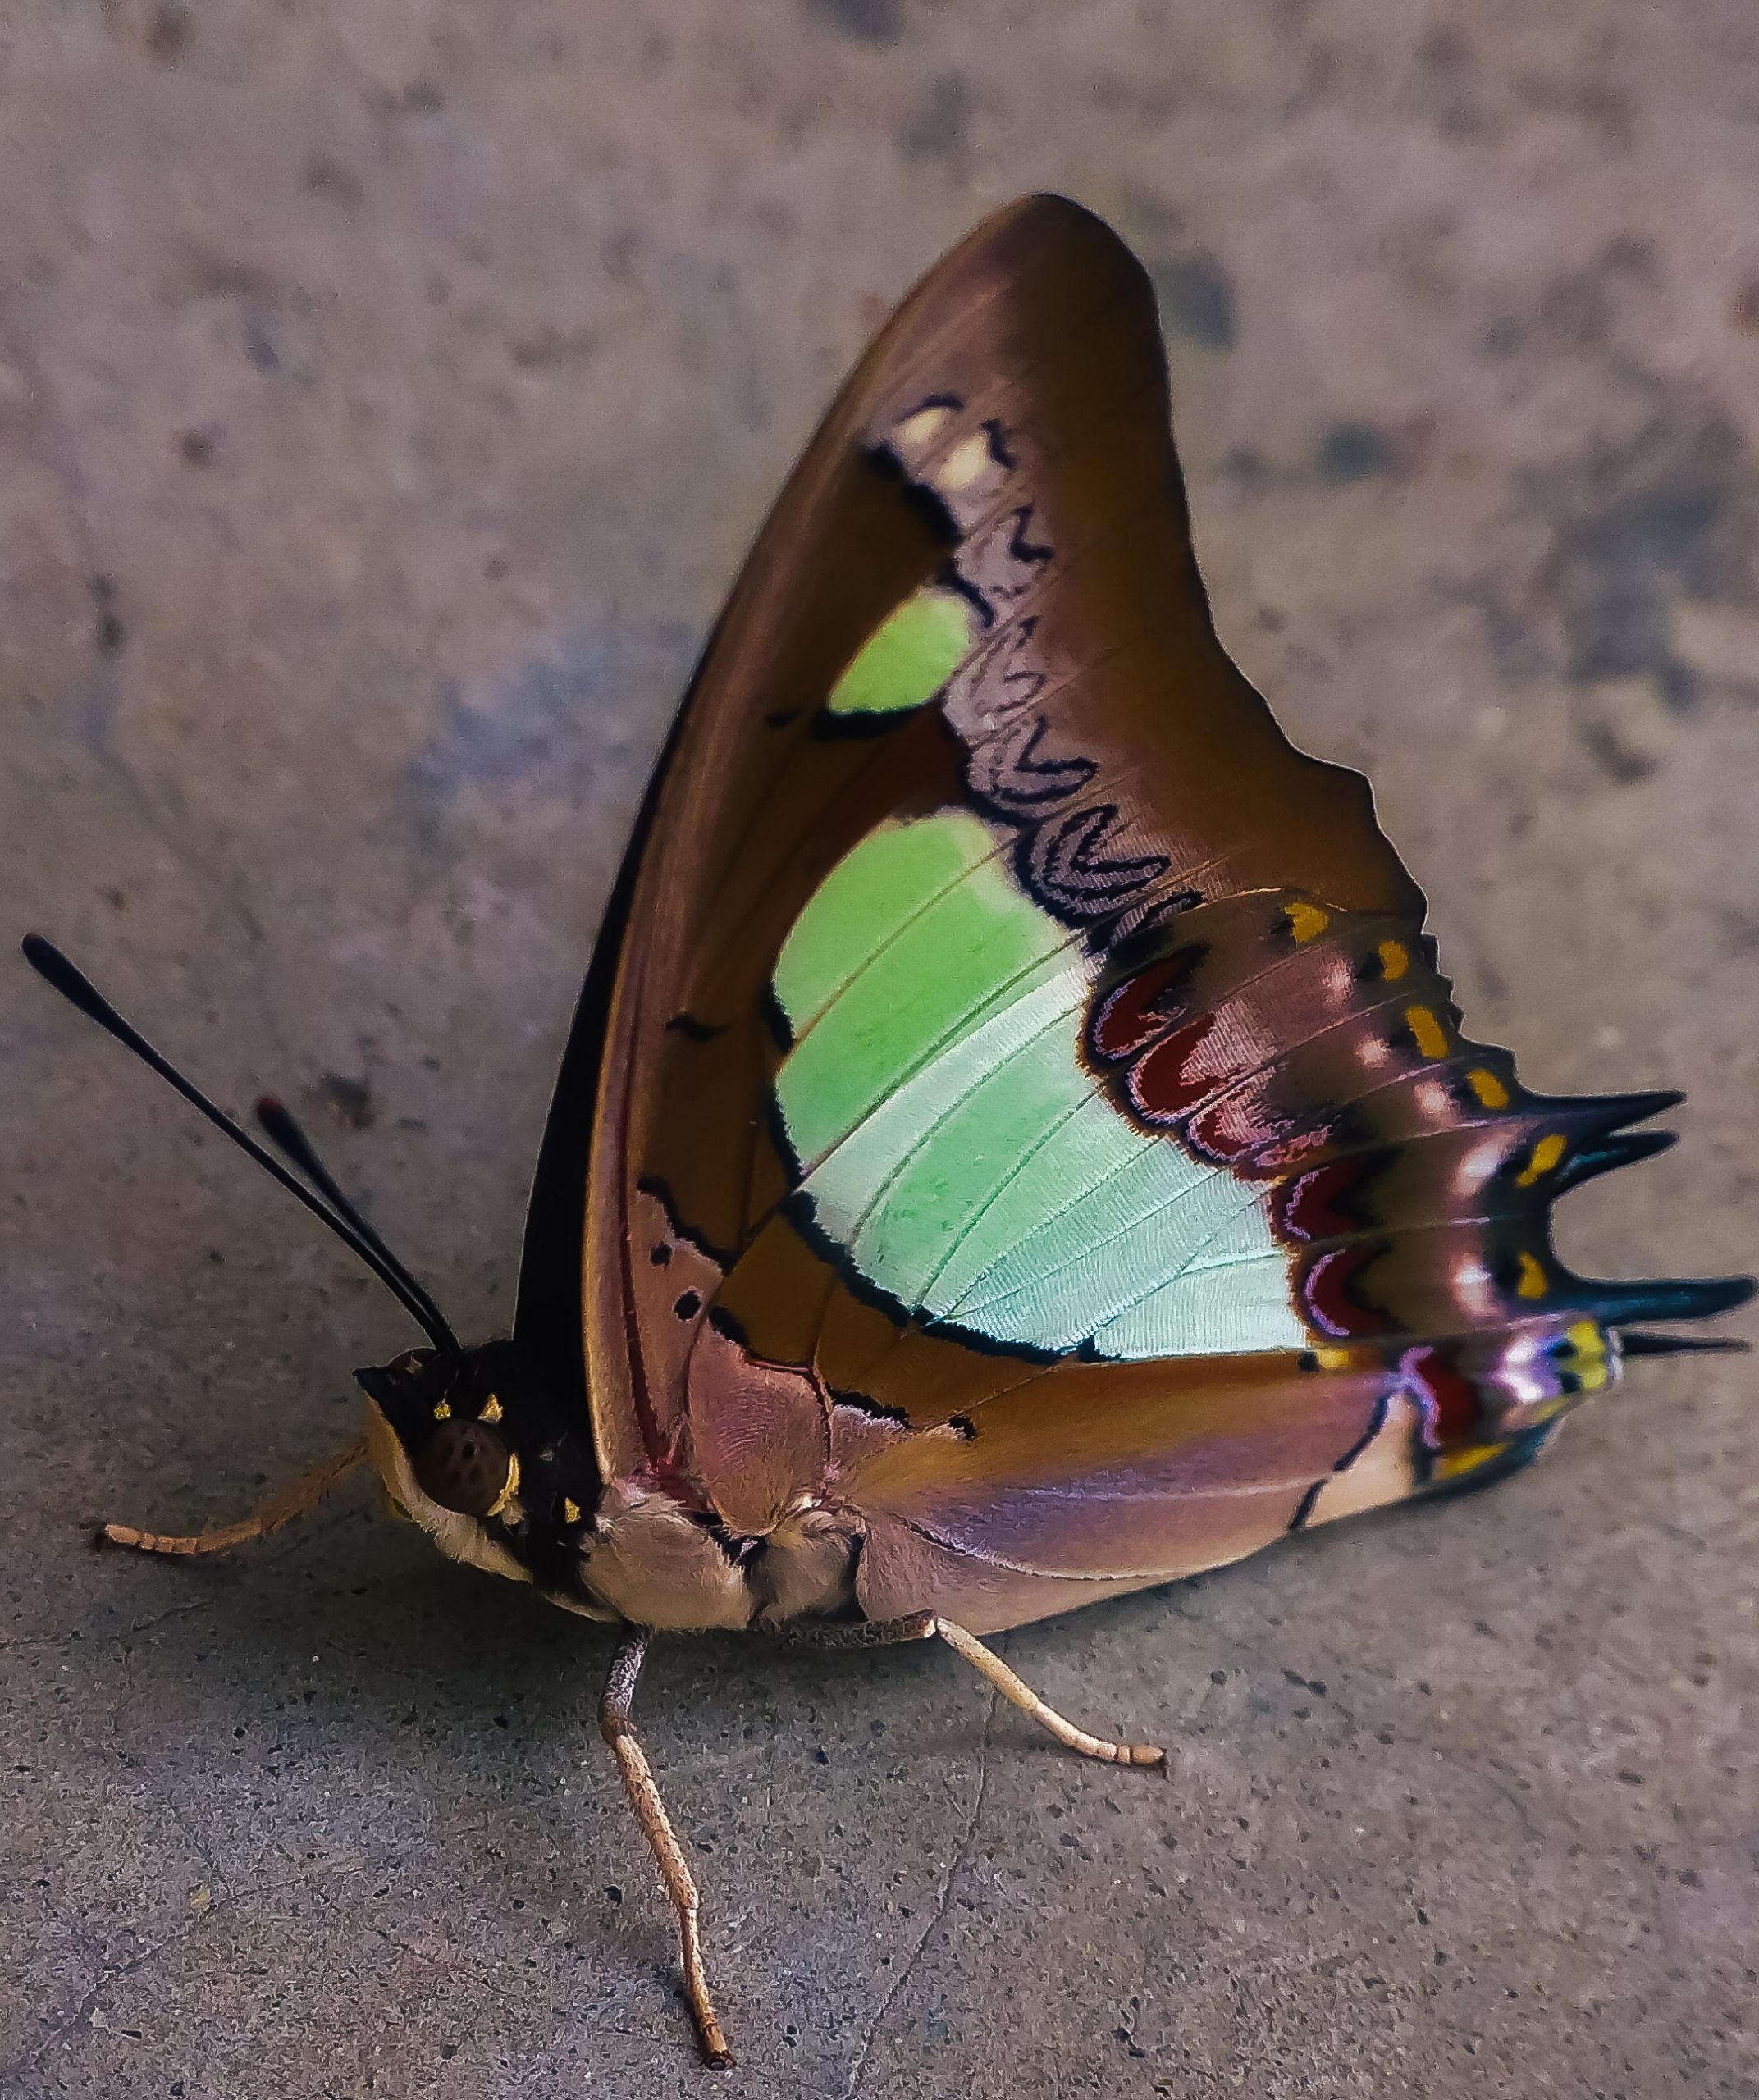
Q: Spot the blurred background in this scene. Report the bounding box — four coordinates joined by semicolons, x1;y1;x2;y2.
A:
2;5;1755;2096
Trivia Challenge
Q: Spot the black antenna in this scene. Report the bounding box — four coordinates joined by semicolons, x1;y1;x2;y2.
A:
21;933;461;1357
254;1093;459;1353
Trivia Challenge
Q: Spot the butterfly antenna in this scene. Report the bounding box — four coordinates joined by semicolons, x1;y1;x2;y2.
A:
21;933;462;1358
253;1093;459;1354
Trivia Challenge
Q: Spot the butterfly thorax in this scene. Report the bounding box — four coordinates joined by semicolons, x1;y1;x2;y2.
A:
354;1340;863;1631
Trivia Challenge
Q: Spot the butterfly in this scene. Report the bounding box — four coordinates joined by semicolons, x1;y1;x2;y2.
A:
25;194;1752;2070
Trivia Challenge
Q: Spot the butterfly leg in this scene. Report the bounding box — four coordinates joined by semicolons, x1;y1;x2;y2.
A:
788;1614;1167;1772
94;1436;368;1556
598;1628;733;2070
931;1618;1167;1771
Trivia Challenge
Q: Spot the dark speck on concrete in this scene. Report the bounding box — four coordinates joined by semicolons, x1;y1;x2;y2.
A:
1483;314;1524;361
1151;252;1237;352
1315;419;1400;483
316;1073;376;1131
509;325;598;371
899;73;971;162
1486;238;1657;368
806;0;903;45
407;622;694;821
304;153;365;211
1418;24;1489;142
1535;408;1751;711
1219;444;1270;491
178;427;216;466
145;2;191;66
1575;715;1656;784
380;79;446;115
89;573;126;655
243;313;278;372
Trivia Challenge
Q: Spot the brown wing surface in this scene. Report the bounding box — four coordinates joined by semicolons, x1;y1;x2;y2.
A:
510;197;1746;1616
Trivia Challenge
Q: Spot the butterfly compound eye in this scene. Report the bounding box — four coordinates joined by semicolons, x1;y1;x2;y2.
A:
413;1418;513;1518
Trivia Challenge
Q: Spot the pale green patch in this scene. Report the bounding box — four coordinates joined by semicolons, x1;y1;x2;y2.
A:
826;587;972;716
772;809;1307;1359
774;811;1067;1169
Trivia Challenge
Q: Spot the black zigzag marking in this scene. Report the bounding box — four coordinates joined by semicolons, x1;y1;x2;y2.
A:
1020;802;1173;919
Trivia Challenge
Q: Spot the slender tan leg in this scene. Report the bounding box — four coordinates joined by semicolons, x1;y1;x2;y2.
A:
94;1436;368;1556
788;1611;1167;1772
599;1628;733;2070
932;1618;1167;1771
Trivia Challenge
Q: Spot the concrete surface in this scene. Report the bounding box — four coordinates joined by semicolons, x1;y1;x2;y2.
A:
3;4;1757;2095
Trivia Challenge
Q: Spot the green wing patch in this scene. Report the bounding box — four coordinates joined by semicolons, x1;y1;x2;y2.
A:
771;810;1305;1360
826;587;974;717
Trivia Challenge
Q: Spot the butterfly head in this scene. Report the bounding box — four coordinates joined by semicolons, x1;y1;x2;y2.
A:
354;1340;610;1609
354;1344;528;1519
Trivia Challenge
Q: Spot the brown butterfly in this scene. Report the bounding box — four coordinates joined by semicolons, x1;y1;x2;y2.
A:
25;195;1751;2069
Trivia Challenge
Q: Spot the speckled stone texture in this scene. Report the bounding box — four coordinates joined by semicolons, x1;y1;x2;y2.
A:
3;4;1757;2096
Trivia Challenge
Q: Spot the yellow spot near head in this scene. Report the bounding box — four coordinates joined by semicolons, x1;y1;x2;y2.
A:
1467;1067;1510;1110
1378;939;1409;981
432;1398;452;1421
895;404;953;451
562;1496;583;1526
1286;900;1330;944
486;1451;521;1521
1314;1345;1354;1370
480;1393;503;1423
939;431;992;491
1515;1133;1566;1187
1405;1006;1449;1060
1435;1441;1505;1481
1514;1251;1547;1300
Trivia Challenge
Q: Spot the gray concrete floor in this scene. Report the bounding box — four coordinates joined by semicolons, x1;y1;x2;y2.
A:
3;4;1757;2095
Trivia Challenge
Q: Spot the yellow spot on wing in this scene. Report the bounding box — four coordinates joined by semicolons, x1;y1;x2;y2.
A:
562;1497;583;1526
1378;939;1409;981
1286;900;1330;944
432;1398;451;1421
1313;1345;1354;1370
480;1393;503;1422
1436;1441;1505;1480
1564;1317;1610;1392
1515;1132;1565;1185
1467;1067;1510;1109
1405;1006;1450;1060
1515;1251;1547;1299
